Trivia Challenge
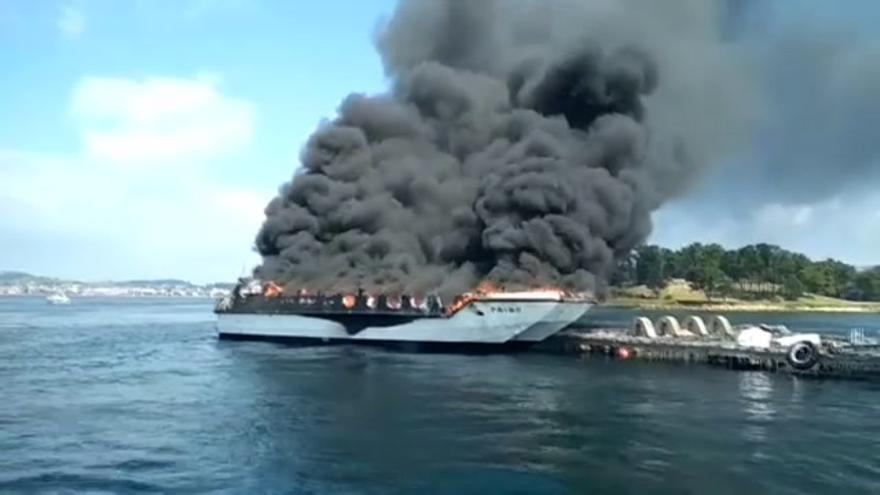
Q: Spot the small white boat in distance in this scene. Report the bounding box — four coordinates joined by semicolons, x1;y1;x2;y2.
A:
46;293;71;305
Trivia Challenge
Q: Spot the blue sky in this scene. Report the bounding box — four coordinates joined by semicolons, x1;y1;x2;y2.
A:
1;0;397;282
2;0;880;282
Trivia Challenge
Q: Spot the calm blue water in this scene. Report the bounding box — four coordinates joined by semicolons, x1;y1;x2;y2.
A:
1;298;879;494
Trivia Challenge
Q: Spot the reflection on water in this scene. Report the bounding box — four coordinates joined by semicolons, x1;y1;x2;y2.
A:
738;372;775;455
739;372;776;421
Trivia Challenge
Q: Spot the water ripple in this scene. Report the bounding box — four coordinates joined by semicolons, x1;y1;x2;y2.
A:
2;299;880;493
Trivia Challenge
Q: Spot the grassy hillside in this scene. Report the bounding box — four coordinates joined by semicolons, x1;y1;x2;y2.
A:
609;279;880;312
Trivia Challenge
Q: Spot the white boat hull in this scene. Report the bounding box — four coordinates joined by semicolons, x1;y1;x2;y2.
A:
217;300;591;346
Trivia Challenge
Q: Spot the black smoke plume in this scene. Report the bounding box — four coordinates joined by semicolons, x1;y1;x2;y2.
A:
254;0;746;298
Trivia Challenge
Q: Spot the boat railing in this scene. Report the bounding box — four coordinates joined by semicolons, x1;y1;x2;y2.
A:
219;292;446;316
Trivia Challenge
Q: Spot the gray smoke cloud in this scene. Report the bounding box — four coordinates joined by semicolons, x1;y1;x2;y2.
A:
743;28;880;202
653;1;880;224
254;0;750;298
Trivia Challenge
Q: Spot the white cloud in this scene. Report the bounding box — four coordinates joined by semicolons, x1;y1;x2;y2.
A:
0;149;266;282
0;75;267;282
71;75;255;165
57;4;86;38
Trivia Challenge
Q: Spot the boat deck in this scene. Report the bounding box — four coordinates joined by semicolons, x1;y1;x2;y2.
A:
216;293;446;317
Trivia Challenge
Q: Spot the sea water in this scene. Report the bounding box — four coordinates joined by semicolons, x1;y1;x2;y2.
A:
1;298;878;494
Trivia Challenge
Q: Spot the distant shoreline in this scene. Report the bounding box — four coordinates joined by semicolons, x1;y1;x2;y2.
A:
604;298;880;313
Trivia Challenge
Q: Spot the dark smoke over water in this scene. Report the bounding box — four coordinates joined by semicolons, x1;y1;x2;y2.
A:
254;0;748;298
651;1;880;258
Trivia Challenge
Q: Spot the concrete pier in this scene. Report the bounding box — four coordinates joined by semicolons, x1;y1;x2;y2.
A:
539;328;880;380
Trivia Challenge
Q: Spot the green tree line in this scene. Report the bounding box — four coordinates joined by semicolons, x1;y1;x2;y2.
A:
613;243;880;302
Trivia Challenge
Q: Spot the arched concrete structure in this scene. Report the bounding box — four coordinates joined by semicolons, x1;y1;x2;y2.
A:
656;315;690;337
683;315;709;337
709;315;736;339
631;316;657;338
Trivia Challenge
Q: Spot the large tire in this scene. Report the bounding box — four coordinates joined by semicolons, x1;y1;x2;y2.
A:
786;341;819;370
632;317;657;339
683;315;709;337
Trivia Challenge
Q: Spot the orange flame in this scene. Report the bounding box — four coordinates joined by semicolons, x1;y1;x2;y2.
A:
342;294;356;309
263;281;283;298
474;281;576;299
444;293;476;316
475;281;498;294
440;280;582;315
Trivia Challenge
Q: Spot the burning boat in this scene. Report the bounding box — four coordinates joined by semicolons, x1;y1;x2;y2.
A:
214;280;593;348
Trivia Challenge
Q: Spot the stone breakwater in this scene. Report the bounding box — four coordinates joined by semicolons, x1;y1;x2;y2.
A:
538;328;880;381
